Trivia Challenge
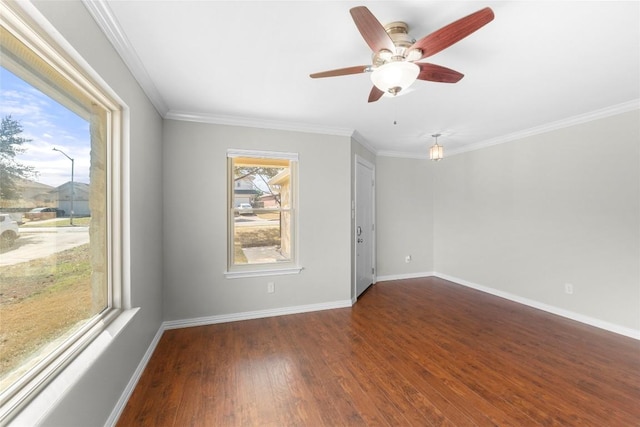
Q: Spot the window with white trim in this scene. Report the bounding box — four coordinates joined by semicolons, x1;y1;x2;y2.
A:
0;3;123;421
227;150;300;277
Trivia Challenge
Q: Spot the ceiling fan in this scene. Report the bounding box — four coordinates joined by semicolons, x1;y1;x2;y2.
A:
310;6;494;102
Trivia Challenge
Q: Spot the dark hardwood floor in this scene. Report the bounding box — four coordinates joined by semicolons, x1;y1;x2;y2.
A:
117;277;640;426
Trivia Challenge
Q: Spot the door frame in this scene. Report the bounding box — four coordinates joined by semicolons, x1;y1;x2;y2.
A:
354;155;376;300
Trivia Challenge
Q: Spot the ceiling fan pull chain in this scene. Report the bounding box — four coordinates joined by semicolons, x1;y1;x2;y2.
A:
393;101;399;125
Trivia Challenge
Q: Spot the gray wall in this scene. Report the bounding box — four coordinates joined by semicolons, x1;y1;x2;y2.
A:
434;110;640;331
376;110;639;333
376;156;435;278
162;120;352;320
13;2;164;426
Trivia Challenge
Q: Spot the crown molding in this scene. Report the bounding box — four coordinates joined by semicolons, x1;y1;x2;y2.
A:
350;130;379;155
377;100;639;160
82;0;168;116
164;110;354;137
75;2;640;159
447;99;640;157
377;150;429;160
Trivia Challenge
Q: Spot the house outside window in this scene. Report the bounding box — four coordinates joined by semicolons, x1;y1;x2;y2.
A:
234;176;259;207
226;149;301;278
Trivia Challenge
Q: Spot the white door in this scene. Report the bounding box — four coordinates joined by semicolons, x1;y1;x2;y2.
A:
355;156;375;298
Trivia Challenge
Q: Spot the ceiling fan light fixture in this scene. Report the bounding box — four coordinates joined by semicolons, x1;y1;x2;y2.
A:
405;49;422;62
429;133;444;161
370;61;419;95
378;49;393;61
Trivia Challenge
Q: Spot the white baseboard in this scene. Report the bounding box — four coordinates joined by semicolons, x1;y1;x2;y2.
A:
376;271;435;282
377;271;639;340
162;299;354;330
434;272;640;340
106;299;352;426
108;276;638;426
105;325;164;427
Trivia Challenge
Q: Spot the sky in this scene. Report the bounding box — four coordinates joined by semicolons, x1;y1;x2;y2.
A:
0;67;90;187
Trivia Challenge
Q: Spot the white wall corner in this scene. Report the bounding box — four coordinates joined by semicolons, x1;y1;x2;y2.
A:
104;324;165;427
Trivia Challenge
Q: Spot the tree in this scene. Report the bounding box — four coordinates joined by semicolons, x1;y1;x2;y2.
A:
234;166;284;206
0;115;36;199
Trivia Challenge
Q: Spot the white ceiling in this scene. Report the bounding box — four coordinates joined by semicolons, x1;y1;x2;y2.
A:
85;1;639;157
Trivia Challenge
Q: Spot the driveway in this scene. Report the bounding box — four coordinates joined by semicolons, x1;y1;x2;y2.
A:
0;227;90;267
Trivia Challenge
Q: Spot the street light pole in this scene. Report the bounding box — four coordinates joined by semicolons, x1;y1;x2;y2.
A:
52;147;74;226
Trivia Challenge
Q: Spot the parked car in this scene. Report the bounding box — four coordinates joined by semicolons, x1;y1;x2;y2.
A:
0;214;20;248
24;207;65;220
237;203;253;215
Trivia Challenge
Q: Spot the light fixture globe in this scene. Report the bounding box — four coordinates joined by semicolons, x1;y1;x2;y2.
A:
370;61;419;95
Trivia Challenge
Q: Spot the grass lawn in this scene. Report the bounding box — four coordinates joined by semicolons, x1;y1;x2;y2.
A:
233;226;280;264
0;244;97;384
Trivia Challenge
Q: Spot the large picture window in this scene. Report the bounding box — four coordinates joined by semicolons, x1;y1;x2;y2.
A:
0;3;123;421
227;150;299;277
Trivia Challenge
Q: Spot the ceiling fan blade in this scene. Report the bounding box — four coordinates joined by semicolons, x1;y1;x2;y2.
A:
368;86;384;103
417;63;464;83
310;65;370;78
350;6;395;53
408;7;494;60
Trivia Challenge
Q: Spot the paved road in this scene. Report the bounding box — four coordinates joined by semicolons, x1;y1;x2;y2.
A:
0;227;89;267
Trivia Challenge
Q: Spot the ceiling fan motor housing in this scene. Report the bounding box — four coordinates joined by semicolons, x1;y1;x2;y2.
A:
372;21;420;66
385;21;414;47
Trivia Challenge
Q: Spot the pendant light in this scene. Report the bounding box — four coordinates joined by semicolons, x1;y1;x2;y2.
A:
429;133;443;161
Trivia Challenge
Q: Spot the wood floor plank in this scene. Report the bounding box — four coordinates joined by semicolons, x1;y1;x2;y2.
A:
117;278;640;426
368;280;637;425
270;315;353;426
351;291;524;426
416;282;638;424
280;312;372;426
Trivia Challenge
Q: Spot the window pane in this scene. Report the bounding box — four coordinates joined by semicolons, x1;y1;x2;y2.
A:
231;159;288;209
233;210;288;264
230;156;293;266
0;67;107;390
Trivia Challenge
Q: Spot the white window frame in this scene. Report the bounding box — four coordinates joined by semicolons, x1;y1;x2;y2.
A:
225;149;301;279
0;2;126;422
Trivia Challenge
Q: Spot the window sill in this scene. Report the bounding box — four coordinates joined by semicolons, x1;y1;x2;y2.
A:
224;266;303;279
2;308;140;425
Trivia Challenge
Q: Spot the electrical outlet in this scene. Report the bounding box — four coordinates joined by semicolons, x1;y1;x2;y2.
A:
267;282;275;293
405;255;412;263
564;283;573;295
